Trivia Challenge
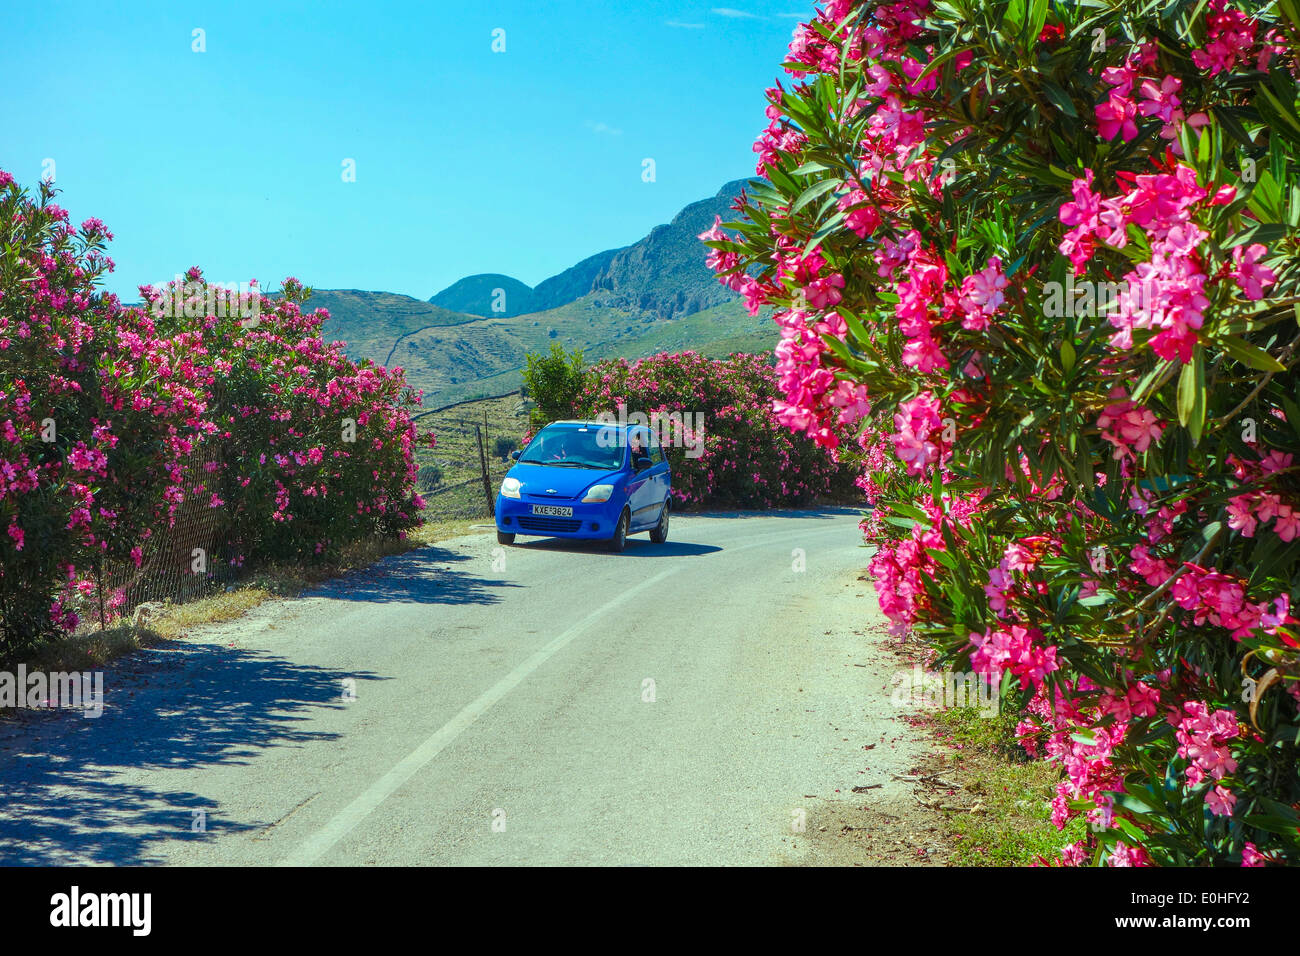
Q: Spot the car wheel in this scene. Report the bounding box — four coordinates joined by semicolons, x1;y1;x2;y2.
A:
649;500;669;543
497;531;516;545
607;510;629;553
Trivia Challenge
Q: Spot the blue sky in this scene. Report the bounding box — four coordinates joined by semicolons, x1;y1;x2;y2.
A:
3;1;809;301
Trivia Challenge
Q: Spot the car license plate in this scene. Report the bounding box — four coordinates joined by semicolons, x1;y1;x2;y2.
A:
532;505;573;517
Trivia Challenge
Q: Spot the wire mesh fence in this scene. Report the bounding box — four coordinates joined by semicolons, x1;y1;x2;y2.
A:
81;439;242;631
414;393;530;521
66;391;531;631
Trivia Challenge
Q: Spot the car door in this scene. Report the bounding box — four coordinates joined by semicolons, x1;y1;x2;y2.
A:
625;426;657;529
646;431;670;519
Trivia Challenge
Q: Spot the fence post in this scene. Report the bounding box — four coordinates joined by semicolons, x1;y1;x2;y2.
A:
96;552;106;631
476;425;495;518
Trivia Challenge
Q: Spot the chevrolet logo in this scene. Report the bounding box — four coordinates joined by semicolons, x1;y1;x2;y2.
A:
546;489;557;494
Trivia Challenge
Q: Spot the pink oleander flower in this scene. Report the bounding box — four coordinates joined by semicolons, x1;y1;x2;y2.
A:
891;391;943;475
1205;785;1236;818
1175;701;1239;783
1059;171;1100;273
804;273;845;310
956;256;1008;330
1137;75;1181;124
1231;243;1276;300
1108;841;1151;867
1096;91;1138;142
1192;0;1260;76
1097;389;1163;460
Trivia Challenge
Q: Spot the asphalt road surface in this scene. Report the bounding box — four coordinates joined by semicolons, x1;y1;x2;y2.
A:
0;508;933;866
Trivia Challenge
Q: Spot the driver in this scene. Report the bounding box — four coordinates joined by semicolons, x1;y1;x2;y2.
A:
548;433;575;461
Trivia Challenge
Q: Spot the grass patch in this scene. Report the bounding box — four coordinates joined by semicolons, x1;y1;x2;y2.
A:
23;624;162;673
929;705;1087;866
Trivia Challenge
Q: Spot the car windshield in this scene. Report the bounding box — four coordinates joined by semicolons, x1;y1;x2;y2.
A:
518;426;626;470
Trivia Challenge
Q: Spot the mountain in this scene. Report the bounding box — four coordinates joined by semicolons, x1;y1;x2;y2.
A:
588;179;749;320
427;178;749;321
306;177;767;407
533;248;622;311
426;273;537;318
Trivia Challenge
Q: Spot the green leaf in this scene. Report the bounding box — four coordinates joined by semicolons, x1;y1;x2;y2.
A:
790;159;832;176
914;43;976;83
1256;84;1300;141
1060;338;1076;375
1025;0;1049;44
1040;80;1078;119
791;178;841;215
1176;350;1206;445
1217;335;1287;372
926;547;957;569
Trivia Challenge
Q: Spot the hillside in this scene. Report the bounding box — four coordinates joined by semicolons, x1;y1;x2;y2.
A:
588;179;749;319
427;179;750;322
423;274;538;319
393;296;777;408
310;290;483;365
304;177;766;407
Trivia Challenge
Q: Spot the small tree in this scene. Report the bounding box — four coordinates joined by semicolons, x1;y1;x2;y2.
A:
521;343;586;429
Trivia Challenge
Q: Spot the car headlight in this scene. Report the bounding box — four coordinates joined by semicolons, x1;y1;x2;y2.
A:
500;477;522;498
582;483;615;503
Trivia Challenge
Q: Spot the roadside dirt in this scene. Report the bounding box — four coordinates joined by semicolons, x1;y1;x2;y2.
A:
774;574;964;866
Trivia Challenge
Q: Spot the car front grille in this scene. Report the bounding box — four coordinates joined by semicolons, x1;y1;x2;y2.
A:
517;516;583;533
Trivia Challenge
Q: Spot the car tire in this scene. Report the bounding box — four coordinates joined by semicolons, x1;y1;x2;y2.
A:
649;500;669;543
497;531;516;545
607;510;629;553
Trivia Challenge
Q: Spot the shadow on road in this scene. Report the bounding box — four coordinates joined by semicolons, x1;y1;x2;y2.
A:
679;506;868;520
0;642;379;865
509;538;722;557
307;545;521;605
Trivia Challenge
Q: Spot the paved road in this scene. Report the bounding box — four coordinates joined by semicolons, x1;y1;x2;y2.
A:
0;509;931;866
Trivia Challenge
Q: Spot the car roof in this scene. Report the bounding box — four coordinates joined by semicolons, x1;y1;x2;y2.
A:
546;419;644;431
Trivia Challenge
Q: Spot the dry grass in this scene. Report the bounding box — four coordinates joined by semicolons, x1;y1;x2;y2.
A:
25;624;162;673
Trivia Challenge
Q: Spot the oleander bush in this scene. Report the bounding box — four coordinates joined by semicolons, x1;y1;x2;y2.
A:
704;0;1300;865
569;350;860;508
0;172;430;656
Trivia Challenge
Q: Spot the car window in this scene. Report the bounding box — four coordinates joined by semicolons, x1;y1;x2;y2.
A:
517;425;625;470
628;428;650;461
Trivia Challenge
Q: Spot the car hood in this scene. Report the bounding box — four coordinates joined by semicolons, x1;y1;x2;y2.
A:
507;462;622;498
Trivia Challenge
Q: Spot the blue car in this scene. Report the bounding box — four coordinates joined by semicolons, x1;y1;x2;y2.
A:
495;420;671;552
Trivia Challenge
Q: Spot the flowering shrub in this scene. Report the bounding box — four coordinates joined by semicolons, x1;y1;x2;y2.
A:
0;175;207;648
567;351;859;508
704;0;1300;864
0;173;429;655
140;271;429;564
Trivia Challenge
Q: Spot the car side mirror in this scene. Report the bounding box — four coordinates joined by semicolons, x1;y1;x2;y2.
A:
510;450;521;461
633;455;652;472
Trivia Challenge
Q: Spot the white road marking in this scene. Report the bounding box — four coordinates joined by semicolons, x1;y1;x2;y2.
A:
281;520;860;866
280;567;679;866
